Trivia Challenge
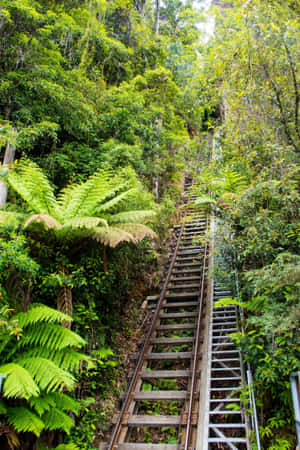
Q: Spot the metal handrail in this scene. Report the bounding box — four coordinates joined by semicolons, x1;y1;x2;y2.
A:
233;252;261;450
290;371;300;446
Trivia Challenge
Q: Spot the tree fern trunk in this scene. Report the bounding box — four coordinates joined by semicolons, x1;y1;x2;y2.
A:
57;286;73;329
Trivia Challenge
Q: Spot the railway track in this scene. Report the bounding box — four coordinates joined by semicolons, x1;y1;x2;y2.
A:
106;185;253;449
107;194;209;449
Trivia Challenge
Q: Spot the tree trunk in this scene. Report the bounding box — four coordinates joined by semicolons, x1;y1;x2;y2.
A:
154;0;160;34
0;129;16;208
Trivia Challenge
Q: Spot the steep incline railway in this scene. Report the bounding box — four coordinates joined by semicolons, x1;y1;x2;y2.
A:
106;187;252;449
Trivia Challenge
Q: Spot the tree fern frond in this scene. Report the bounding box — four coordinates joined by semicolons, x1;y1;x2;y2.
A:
8;159;57;215
21;322;86;351
47;392;81;414
29;392;80;416
19;348;93;372
115;224;158;242
193;195;216;205
108;210;156;224
24;213;62;230
17;357;75;392
6;407;45;436
0;363;39;399
29;393;56;416
95;188;137;213
16;304;72;327
93;226;134;247
61;169;114;219
62;216;108;229
42;407;74;434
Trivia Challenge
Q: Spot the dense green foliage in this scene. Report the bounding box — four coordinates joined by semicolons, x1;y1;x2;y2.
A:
192;1;300;447
0;0;299;448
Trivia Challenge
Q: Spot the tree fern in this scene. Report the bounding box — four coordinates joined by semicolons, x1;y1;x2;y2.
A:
17;357;75;392
29;392;80;416
20;322;86;351
24;213;62;230
109;210;156;224
6;407;45;436
93;226;135;247
0;363;39;399
95;187;137;213
16;304;72;327
8;160;57;215
42;407;74;434
116;223;157;242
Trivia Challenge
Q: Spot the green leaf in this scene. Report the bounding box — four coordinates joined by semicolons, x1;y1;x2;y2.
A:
6;407;45;436
0;363;39;399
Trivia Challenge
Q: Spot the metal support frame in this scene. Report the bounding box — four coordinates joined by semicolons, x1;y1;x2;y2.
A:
290;372;300;446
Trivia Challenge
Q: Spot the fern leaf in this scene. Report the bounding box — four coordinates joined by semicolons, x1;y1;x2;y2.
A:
0;363;39;399
109;210;156;224
17;357;75;392
29;392;80;416
6;406;45;436
20;348;94;372
8;159;57;215
24;213;62;230
16;304;72;327
20;322;86;351
115;223;158;242
95;188;137;213
62;216;108;229
60;169;114;219
93;226;134;247
194;195;216;205
42;407;74;434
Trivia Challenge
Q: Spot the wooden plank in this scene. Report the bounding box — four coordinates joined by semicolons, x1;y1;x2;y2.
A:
160;311;197;318
146;351;193;360
157;323;196;330
140;369;190;378
168;284;199;289
165;292;200;299
151;337;194;344
134;391;187;401
163;301;198;308
128;415;181;427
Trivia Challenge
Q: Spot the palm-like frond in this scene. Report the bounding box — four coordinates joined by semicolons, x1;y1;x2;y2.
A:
115;223;158;242
42;407;74;434
6;407;44;436
95;187;137;213
20;322;86;351
108;210;156;224
93;226;135;247
8;160;57;215
59;169;114;220
24;213;62;230
62;216;108;229
0;363;39;399
17;357;75;392
21;348;93;372
29;392;80;416
16;304;72;327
